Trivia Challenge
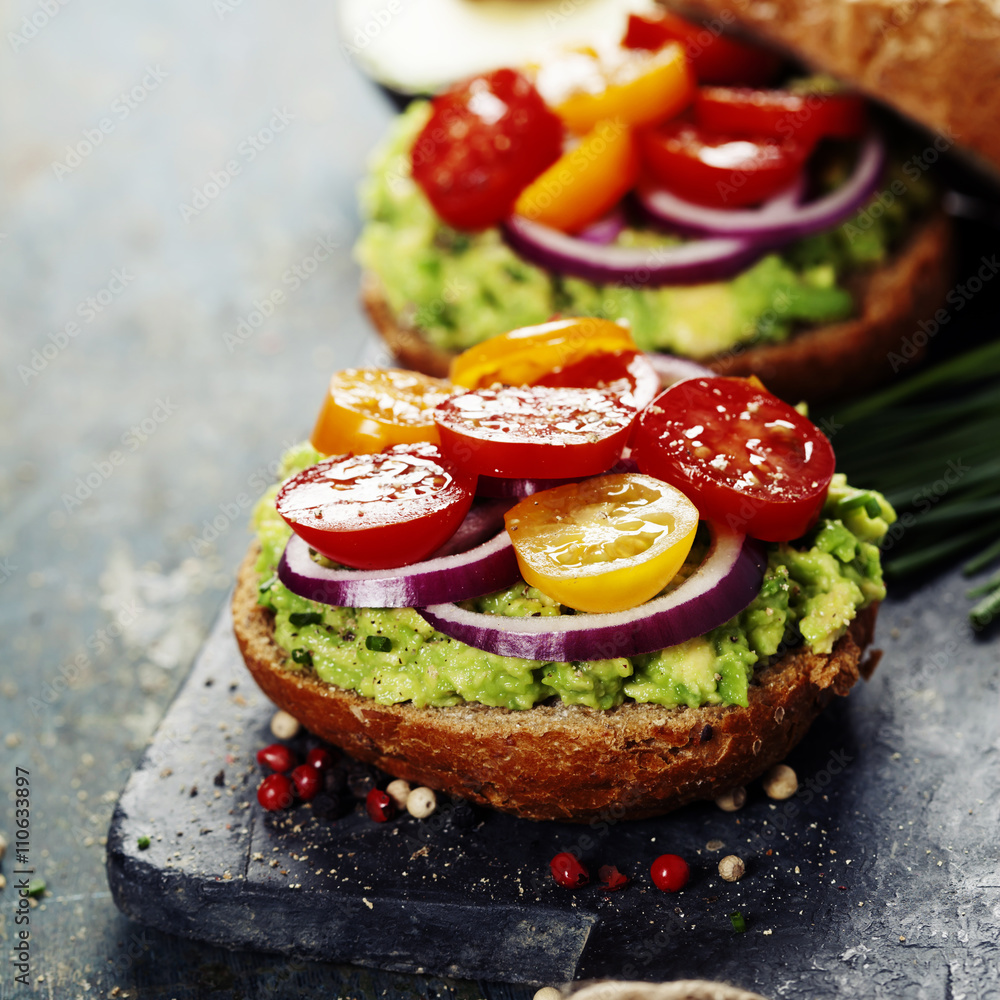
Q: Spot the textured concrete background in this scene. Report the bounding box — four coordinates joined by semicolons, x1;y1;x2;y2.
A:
0;0;494;996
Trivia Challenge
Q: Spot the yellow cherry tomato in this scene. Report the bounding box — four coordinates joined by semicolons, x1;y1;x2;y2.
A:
536;43;694;135
514;119;639;233
449;317;638;390
504;473;700;613
310;368;452;456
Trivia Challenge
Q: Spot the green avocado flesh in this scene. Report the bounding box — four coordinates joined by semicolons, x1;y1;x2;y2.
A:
354;102;934;357
253;443;895;712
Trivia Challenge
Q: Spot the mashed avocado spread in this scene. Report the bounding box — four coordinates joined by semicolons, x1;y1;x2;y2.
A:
355;102;933;357
252;443;895;712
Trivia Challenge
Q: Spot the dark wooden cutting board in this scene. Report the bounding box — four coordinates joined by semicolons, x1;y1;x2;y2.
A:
107;567;1000;993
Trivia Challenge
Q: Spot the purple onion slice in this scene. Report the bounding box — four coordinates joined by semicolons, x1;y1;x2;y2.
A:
417;524;766;662
277;505;519;608
638;131;885;243
501;215;763;287
576;207;627;245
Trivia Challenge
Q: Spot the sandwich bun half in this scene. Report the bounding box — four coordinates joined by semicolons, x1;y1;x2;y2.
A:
363;207;951;405
233;543;879;823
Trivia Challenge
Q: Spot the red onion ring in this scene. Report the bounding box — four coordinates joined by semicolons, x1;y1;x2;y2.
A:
638;131;885;243
638;174;805;236
501;214;762;287
277;509;519;608
417;524;766;661
426;498;517;557
577;207;626;245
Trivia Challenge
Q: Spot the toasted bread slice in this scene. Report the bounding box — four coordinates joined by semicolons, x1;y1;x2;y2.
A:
363;209;950;404
233;543;879;823
668;0;1000;178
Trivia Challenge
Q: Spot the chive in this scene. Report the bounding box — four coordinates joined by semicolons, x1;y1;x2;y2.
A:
969;587;1000;629
137;834;151;850
966;570;1000;599
834;340;1000;423
963;535;1000;576
730;910;747;933
289;611;324;628
836;492;874;513
911;497;1000;529
885;521;1000;577
27;878;46;898
291;648;313;667
259;575;277;594
864;497;882;518
365;635;392;653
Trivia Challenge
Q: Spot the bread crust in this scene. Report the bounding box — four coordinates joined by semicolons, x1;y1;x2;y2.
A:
667;0;1000;178
233;544;879;822
362;209;951;404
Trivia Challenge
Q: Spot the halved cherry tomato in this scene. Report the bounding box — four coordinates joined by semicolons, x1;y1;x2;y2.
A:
631;377;835;541
514;119;639;234
535;43;694;136
449;317;637;389
310;368;453;456
275;443;475;569
504;473;699;613
411;69;564;231
695;87;867;143
434;385;634;479
622;11;782;86
638;120;812;208
534;350;660;414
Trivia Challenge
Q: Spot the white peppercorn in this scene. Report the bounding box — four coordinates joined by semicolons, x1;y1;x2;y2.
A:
762;763;798;800
269;710;300;740
718;855;745;882
386;779;411;810
534;989;562;1000
715;786;747;812
406;786;437;819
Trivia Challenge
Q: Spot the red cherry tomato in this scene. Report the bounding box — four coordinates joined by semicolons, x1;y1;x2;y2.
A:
256;743;298;773
257;773;295;811
631;377;836;542
695;87;867;143
411;68;564;231
275;443;476;570
639;119;812;208
434;385;635;479
622;11;782;86
533;350;661;414
550;852;590;888
650;853;690;892
366;788;395;823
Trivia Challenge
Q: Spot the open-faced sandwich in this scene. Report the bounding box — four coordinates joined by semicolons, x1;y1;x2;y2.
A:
354;6;953;404
233;320;894;822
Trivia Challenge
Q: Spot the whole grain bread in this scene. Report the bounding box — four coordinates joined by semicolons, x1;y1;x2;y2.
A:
363;209;951;405
233;543;879;823
667;0;1000;177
